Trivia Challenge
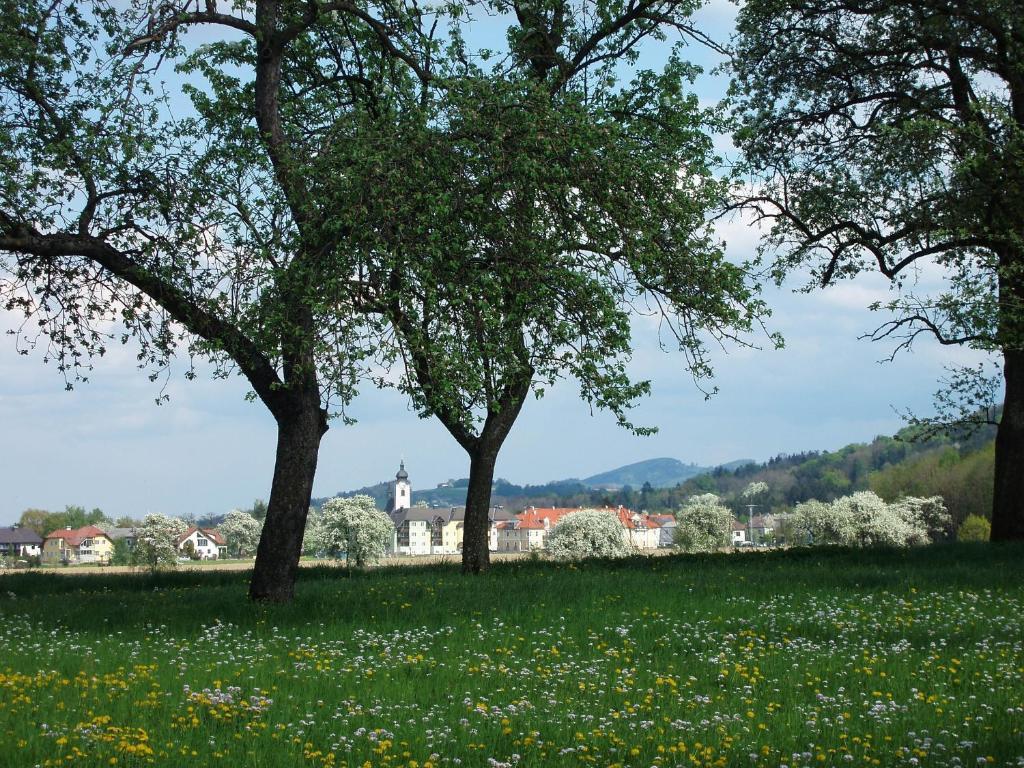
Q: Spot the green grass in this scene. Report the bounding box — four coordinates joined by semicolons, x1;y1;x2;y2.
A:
1;544;1022;768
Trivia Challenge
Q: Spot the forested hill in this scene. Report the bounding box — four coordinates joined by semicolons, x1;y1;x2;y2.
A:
314;424;994;527
582;457;754;488
630;424;995;527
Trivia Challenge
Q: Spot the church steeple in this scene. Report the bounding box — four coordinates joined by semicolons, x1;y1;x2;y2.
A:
391;460;411;513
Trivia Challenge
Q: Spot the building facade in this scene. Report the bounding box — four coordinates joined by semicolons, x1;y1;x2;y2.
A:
42;526;114;564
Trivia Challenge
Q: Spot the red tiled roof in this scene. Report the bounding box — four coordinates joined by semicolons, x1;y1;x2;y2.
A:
511;506;658;530
612;507;659;529
44;525;110;547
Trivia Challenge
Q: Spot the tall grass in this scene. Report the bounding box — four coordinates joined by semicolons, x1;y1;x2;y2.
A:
1;544;1021;767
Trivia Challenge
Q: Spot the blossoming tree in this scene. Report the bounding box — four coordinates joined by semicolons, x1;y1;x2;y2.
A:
674;494;732;553
314;496;393;567
219;510;263;559
136;513;188;569
546;510;633;561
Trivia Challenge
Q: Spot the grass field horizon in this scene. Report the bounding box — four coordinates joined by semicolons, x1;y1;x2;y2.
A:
1;545;1022;767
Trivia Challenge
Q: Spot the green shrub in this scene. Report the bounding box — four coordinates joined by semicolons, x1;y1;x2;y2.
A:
957;514;991;542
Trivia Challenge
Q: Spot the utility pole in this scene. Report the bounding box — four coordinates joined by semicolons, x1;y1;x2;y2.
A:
746;504;759;545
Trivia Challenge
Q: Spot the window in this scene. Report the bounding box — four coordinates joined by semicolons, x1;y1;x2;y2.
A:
197;538;208;547
400;488;406;497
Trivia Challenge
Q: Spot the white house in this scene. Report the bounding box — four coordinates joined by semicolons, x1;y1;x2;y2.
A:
731;519;747;545
649;515;677;548
176;527;227;559
0;526;42;558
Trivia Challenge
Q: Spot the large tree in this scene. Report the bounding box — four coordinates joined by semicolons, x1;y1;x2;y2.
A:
729;0;1024;539
342;0;771;572
0;0;432;599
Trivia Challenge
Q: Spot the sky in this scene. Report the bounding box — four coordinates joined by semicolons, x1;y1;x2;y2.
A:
0;1;996;524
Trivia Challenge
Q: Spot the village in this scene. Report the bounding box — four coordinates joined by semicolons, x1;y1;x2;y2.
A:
0;463;776;566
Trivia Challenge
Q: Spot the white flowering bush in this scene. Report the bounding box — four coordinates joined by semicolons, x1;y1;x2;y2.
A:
674;494;731;553
317;496;393;566
835;491;919;547
546;509;632;560
792;499;849;545
220;509;263;558
136;513;188;569
793;492;950;548
891;496;952;543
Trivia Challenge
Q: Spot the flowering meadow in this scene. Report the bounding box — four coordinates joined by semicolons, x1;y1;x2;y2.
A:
1;545;1022;768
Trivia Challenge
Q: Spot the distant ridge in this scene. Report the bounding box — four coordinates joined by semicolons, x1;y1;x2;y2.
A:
583;457;754;489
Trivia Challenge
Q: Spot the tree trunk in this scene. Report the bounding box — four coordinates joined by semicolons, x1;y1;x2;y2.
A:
462;447;499;574
991;347;1024;540
248;393;328;601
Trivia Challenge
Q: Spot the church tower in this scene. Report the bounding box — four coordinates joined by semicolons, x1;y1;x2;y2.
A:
391;460;411;513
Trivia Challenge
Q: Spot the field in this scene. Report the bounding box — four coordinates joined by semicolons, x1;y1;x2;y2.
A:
0;545;1022;768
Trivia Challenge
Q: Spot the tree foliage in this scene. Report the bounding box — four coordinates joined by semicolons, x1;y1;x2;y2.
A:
792;492;951;548
728;0;1024;541
0;0;453;599
220;510;263;558
0;0;773;595
958;514;992;542
18;505;109;536
311;496;392;567
339;0;774;573
674;493;731;553
546;510;632;561
135;513;187;570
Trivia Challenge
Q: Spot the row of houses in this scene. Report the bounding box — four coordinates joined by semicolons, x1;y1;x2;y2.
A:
386;503;676;556
0;525;226;565
2;463;779;565
384;463;677;556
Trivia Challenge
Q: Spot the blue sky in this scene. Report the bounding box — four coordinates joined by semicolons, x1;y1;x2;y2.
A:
0;0;995;524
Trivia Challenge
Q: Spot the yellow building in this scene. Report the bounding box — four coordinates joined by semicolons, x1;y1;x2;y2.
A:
42;526;114;564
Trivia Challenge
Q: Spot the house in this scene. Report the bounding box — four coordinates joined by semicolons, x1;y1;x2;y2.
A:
616;508;661;549
731;519;747;545
647;514;677;548
388;504;510;556
495;506;662;552
176;527;227;559
42;526;114;564
747;515;775;545
495;517;548;552
496;507;576;552
0;526;43;558
103;527;139;549
383;462;513;556
390;506;446;555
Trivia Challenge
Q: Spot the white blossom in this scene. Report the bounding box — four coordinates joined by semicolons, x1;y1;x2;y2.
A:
793;492;950;548
316;496;393;566
546;509;632;561
674;494;731;553
220;509;263;557
136;513;188;569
